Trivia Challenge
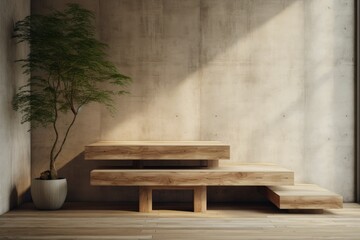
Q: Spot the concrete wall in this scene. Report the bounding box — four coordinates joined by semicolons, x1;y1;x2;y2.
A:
0;0;31;215
31;0;355;202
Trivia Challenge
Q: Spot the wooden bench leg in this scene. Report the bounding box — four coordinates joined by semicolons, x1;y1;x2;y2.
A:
194;186;207;212
139;187;152;212
139;186;206;213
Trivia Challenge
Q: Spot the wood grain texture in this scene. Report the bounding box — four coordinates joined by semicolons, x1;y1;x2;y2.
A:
90;164;294;186
85;141;230;160
193;186;207;212
139;187;152;213
1;203;360;240
265;184;343;209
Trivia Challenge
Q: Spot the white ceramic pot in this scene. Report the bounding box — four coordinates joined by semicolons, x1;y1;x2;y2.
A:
31;178;67;210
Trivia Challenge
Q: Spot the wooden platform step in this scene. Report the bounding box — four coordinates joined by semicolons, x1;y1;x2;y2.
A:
91;164;294;186
265;184;343;209
85;141;230;160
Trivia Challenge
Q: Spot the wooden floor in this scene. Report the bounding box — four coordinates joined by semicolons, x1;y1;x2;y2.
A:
1;202;360;240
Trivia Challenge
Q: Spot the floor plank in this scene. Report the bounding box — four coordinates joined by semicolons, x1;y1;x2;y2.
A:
1;203;360;239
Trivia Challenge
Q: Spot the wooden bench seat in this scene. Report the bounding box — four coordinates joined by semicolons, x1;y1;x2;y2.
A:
90;164;294;186
265;184;343;209
85;140;230;168
85;141;230;160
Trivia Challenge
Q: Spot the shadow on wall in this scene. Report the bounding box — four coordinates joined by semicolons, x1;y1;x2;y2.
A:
1;0;31;210
9;186;31;208
9;188;18;209
31;0;323;203
98;0;299;140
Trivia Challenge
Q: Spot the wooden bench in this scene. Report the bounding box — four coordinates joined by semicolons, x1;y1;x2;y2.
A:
85;141;343;212
265;184;343;209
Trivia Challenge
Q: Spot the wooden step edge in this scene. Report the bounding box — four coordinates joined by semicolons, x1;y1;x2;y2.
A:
84;141;230;160
264;184;343;209
90;168;294;187
86;140;229;146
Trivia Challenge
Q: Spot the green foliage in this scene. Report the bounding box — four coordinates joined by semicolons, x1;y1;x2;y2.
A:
12;4;131;179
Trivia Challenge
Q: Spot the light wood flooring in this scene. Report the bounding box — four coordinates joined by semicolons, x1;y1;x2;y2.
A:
1;202;360;240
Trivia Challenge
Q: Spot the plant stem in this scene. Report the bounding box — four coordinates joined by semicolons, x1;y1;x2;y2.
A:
53;111;78;163
49;118;59;179
49;73;60;180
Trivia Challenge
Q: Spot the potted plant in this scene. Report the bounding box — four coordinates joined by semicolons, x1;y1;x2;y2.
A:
12;4;131;210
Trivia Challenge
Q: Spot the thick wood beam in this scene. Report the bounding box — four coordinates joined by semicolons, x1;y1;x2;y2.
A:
91;164;294;186
85;141;230;160
265;184;343;209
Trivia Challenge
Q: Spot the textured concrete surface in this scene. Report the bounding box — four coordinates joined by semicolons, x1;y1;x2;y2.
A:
0;0;31;215
303;0;354;200
31;0;355;202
